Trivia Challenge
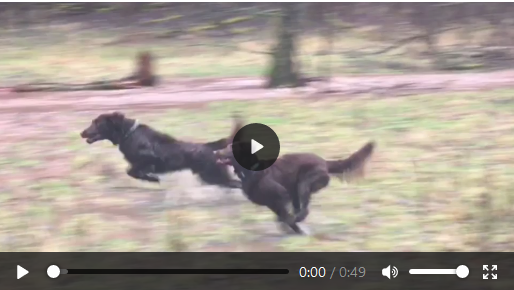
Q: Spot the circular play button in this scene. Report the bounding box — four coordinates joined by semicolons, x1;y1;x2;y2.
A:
232;123;280;171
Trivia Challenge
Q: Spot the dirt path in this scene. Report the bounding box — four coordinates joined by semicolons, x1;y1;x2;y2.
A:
2;70;514;113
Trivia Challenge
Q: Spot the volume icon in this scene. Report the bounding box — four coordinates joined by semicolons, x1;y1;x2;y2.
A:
382;265;399;279
392;266;399;278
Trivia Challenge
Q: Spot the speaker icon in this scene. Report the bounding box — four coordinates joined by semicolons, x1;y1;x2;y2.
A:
382;265;399;279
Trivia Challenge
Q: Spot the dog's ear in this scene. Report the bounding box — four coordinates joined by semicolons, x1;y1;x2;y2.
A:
111;111;125;118
109;112;125;126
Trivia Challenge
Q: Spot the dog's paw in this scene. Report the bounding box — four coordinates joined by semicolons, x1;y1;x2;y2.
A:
145;173;160;183
297;224;311;236
277;222;302;235
277;222;311;236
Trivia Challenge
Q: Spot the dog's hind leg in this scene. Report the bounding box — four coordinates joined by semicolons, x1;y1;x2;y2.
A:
268;202;304;235
262;181;304;235
295;168;330;223
291;189;302;222
294;195;311;223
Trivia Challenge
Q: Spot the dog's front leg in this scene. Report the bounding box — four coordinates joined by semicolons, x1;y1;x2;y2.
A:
127;164;160;183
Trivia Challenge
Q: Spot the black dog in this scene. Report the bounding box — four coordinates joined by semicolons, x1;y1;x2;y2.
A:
215;141;375;234
80;112;244;188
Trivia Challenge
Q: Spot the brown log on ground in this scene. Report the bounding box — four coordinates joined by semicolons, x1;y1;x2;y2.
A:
12;51;158;93
119;51;158;86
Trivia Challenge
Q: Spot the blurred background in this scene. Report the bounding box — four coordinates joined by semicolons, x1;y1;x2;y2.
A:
1;3;514;252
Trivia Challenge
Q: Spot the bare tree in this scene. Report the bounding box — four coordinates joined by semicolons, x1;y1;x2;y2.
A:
266;3;303;88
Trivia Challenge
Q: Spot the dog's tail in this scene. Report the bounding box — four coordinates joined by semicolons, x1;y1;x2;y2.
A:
326;141;375;182
203;114;245;151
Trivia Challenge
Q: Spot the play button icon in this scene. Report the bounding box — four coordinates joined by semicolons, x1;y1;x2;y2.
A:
251;139;263;154
17;265;29;279
231;123;280;171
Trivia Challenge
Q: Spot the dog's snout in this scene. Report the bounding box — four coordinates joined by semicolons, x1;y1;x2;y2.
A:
80;126;93;137
80;125;96;138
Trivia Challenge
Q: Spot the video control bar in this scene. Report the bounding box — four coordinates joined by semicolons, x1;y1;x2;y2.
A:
8;252;511;290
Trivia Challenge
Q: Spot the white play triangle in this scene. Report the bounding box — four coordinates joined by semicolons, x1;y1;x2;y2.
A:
17;265;29;279
251;139;263;154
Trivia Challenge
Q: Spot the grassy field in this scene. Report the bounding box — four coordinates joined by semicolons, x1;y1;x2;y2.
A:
2;89;514;252
0;20;513;252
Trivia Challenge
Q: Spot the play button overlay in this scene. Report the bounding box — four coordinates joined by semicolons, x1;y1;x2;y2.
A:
232;123;280;171
251;139;263;154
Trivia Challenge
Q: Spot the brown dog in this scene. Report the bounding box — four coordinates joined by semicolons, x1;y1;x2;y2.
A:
215;141;375;234
80;112;244;188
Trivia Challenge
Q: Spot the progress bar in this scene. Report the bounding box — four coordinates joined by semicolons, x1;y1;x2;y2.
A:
65;269;289;275
409;265;469;278
47;265;288;278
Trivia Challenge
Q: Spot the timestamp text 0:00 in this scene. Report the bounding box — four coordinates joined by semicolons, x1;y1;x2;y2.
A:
299;267;326;277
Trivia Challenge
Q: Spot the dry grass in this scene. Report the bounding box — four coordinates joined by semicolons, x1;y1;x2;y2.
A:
1;89;514;252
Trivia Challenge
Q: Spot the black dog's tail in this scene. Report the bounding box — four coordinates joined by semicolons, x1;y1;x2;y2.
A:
203;114;245;151
326;141;375;182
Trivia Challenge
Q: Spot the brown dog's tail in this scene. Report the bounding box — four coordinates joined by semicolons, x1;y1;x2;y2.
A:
203;114;245;151
326;141;375;182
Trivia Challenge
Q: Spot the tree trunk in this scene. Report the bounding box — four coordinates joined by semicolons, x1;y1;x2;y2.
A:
266;3;303;88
